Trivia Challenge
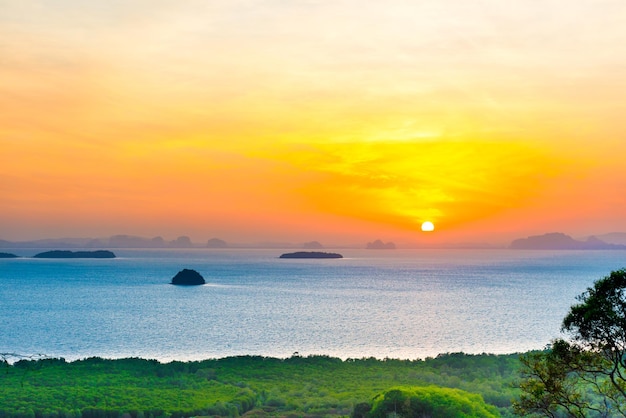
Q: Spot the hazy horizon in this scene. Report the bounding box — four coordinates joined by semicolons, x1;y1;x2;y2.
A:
2;1;625;244
3;230;626;251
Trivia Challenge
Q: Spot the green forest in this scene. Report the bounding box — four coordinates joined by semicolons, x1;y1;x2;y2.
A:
0;353;522;418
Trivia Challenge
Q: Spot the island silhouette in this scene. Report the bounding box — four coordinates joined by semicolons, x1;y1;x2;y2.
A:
171;269;206;285
366;239;396;249
33;250;116;258
510;232;626;250
279;251;343;259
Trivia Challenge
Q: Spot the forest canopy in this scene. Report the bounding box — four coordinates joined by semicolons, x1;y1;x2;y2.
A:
0;353;521;418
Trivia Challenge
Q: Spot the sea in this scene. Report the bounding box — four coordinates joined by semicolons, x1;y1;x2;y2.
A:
1;248;625;362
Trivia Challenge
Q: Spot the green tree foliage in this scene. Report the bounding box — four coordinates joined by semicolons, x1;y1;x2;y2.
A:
366;386;500;418
0;353;521;418
515;269;626;417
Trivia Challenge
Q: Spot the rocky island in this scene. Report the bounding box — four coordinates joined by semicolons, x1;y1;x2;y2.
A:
33;250;116;258
279;251;343;259
171;269;206;285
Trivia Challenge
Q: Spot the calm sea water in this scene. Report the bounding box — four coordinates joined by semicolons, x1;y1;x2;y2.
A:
1;248;625;362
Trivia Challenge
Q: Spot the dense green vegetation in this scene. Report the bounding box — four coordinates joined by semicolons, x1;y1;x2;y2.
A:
0;353;522;418
367;386;500;418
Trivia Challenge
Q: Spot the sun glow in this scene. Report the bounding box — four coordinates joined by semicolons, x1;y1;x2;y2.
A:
1;1;624;243
421;221;435;232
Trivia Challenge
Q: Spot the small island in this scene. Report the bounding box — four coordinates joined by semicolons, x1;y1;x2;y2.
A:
33;250;116;259
171;269;206;285
0;252;19;258
279;251;343;259
206;238;228;248
366;239;396;250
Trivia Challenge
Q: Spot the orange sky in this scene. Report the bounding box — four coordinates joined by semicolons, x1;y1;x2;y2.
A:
1;1;625;246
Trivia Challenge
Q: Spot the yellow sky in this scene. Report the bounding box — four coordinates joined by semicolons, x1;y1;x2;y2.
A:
1;1;625;245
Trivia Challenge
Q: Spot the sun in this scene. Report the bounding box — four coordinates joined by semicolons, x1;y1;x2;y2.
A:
421;221;435;232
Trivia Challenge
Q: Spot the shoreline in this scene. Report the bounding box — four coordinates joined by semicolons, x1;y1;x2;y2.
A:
1;349;533;365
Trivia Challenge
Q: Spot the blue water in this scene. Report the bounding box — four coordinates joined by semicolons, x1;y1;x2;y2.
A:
1;249;625;361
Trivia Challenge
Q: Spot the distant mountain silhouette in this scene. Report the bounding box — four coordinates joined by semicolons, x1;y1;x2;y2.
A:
366;239;396;249
5;231;625;250
587;232;626;245
106;235;196;248
510;232;626;250
207;238;228;248
0;252;19;258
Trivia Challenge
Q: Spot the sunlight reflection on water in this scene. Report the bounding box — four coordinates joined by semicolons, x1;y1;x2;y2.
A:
1;249;624;361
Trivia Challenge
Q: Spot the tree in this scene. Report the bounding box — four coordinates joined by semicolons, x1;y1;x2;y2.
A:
367;386;500;418
515;269;626;417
